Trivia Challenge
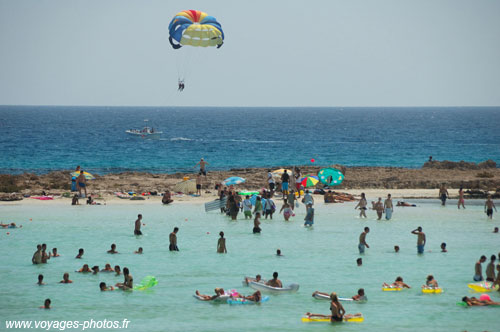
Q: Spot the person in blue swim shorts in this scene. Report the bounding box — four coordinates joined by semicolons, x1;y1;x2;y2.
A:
76;171;87;198
281;170;290;199
411;226;426;254
358;227;370;254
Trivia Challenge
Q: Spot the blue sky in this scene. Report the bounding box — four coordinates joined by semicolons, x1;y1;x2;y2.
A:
0;0;499;107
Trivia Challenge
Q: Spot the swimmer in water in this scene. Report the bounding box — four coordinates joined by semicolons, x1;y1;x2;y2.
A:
397;201;416;207
423;275;439;288
37;274;45;285
394;245;400;253
244;274;264;285
116;267;133;290
276;249;283;256
76;264;92;273
107;243;118;254
0;222;17;228
135;247;143;254
383;276;411;289
60;272;73;283
195;288;225;301
32;244;42;264
101;264;114;272
494;227;499;233
441;242;447;252
266;272;283;288
352;288;367;301
40;299;51;309
461;296;500;306
306;293;362;322
75;248;84;259
51;248;60;257
100;282;115;291
357;258;362;266
114;265;121;276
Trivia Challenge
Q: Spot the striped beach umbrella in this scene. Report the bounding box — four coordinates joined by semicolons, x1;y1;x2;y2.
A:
300;175;319;188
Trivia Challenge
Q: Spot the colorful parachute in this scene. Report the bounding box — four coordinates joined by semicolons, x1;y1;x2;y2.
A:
168;10;224;49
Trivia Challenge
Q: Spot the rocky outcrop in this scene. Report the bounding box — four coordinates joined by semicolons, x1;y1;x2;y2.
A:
423;159;497;170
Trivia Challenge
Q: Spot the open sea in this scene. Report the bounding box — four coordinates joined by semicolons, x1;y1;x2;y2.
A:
0;106;499;174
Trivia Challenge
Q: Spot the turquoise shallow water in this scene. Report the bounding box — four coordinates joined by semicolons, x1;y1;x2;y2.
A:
1;199;499;331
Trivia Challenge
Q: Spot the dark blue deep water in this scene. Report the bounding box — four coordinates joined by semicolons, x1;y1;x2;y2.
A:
0;106;499;174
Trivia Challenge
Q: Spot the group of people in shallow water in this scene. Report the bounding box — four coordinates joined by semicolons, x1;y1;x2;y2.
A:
355;193;395;220
474;254;500;285
32;237;149;308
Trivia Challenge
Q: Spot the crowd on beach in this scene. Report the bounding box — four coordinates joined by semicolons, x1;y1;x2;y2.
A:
7;160;499;319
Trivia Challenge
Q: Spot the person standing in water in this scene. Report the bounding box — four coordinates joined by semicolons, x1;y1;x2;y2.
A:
169;227;179;251
411;227;426;254
134;214;142;236
458;187;465;209
439;184;449;206
384;194;393;220
474;256;487;281
486;255;496;282
253;213;261;234
242;195;253;219
217;231;227;253
304;203;314;226
355;193;367;218
485;195;497;219
374;198;384;220
358;227;370;254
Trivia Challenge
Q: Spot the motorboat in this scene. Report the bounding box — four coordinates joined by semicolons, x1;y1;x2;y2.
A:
125;121;162;139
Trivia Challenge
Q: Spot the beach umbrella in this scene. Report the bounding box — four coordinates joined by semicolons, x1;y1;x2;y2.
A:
70;171;95;180
173;179;197;193
223;177;246;186
300;175;319;188
318;168;344;186
271;168;291;177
